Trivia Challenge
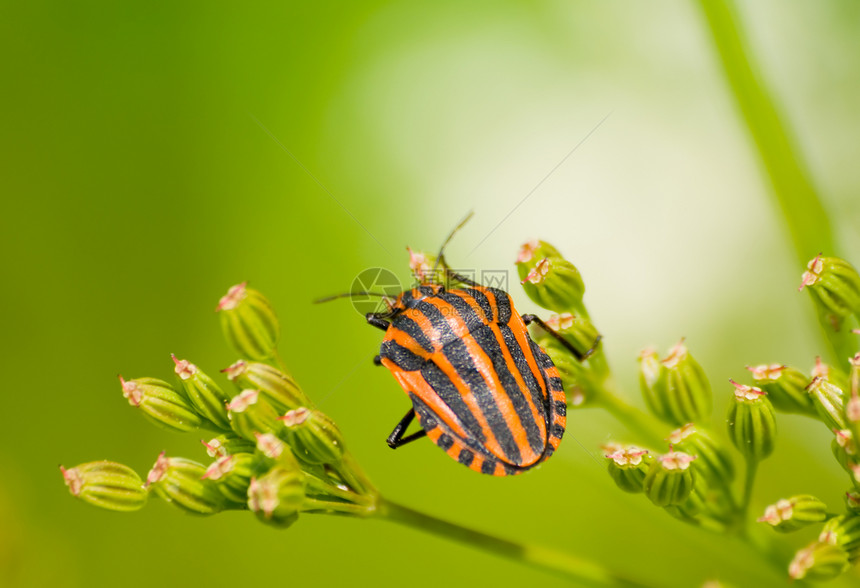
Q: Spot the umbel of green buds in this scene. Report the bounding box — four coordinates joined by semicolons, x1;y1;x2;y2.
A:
799;254;860;330
119;376;203;432
789;540;850;582
638;342;712;427
667;423;735;486
807;376;846;431
216;282;280;360
280;407;345;465
757;495;828;533
727;381;776;461
604;444;652;494
746;364;815;417
516;240;585;313
146;452;229;515
820;515;860;563
61;461;148;512
227;389;280;441
643;449;696;507
248;466;306;529
223;360;309;413
172;355;232;430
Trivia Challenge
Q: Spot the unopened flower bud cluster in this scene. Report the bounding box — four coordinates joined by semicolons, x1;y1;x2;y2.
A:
63;283;378;528
515;240;606;408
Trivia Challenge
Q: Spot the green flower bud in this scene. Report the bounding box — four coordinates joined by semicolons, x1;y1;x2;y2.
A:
727;381;777;461
757;495;828;532
172;355;232;430
227;389;280;441
845;491;860;514
540;313;601;360
831;430;860;487
540;337;599;408
407;247;443;284
664;475;732;528
604;444;652;494
222;360;309;413
203;453;255;505
119;376;203;432
639;342;712;426
845;353;860;441
746;364;815;417
799;254;860;331
820;514;860;563
216;282;280;360
280;407;345;465
201;434;256;459
807;376;846;431
789;540;850;582
667;423;735;486
638;347;665;399
811;356;851;396
60;461;147;512
518;256;585;313
248;466;305;528
643;449;697;507
145;452;229;515
255;432;287;460
517;240;562;265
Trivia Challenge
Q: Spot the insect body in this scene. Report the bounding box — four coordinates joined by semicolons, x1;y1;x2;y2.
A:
373;283;568;476
319;213;593;475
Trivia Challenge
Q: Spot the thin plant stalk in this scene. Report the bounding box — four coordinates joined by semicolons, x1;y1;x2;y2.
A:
376;497;654;588
696;0;852;365
597;386;667;448
738;459;759;533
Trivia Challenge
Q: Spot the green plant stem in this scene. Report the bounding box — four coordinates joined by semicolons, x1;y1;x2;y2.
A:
738;458;759;533
697;0;834;263
597;384;667;448
376;496;655;588
303;497;376;516
696;0;848;363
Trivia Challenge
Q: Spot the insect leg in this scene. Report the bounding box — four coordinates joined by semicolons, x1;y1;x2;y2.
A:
521;314;602;361
366;313;390;331
386;408;428;449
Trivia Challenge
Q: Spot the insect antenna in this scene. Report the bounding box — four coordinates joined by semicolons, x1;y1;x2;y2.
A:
428;211;481;288
314;291;393;304
430;210;474;276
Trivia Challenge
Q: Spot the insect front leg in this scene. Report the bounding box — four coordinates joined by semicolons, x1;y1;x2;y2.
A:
521;314;601;361
366;313;390;331
386;408;428;449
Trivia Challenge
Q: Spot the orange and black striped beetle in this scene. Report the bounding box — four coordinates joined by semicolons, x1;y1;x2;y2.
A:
322;215;598;476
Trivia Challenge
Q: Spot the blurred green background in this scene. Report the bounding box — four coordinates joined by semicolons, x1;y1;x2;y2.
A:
3;1;860;586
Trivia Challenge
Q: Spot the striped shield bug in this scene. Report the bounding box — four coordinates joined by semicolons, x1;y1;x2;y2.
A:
319;213;598;476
